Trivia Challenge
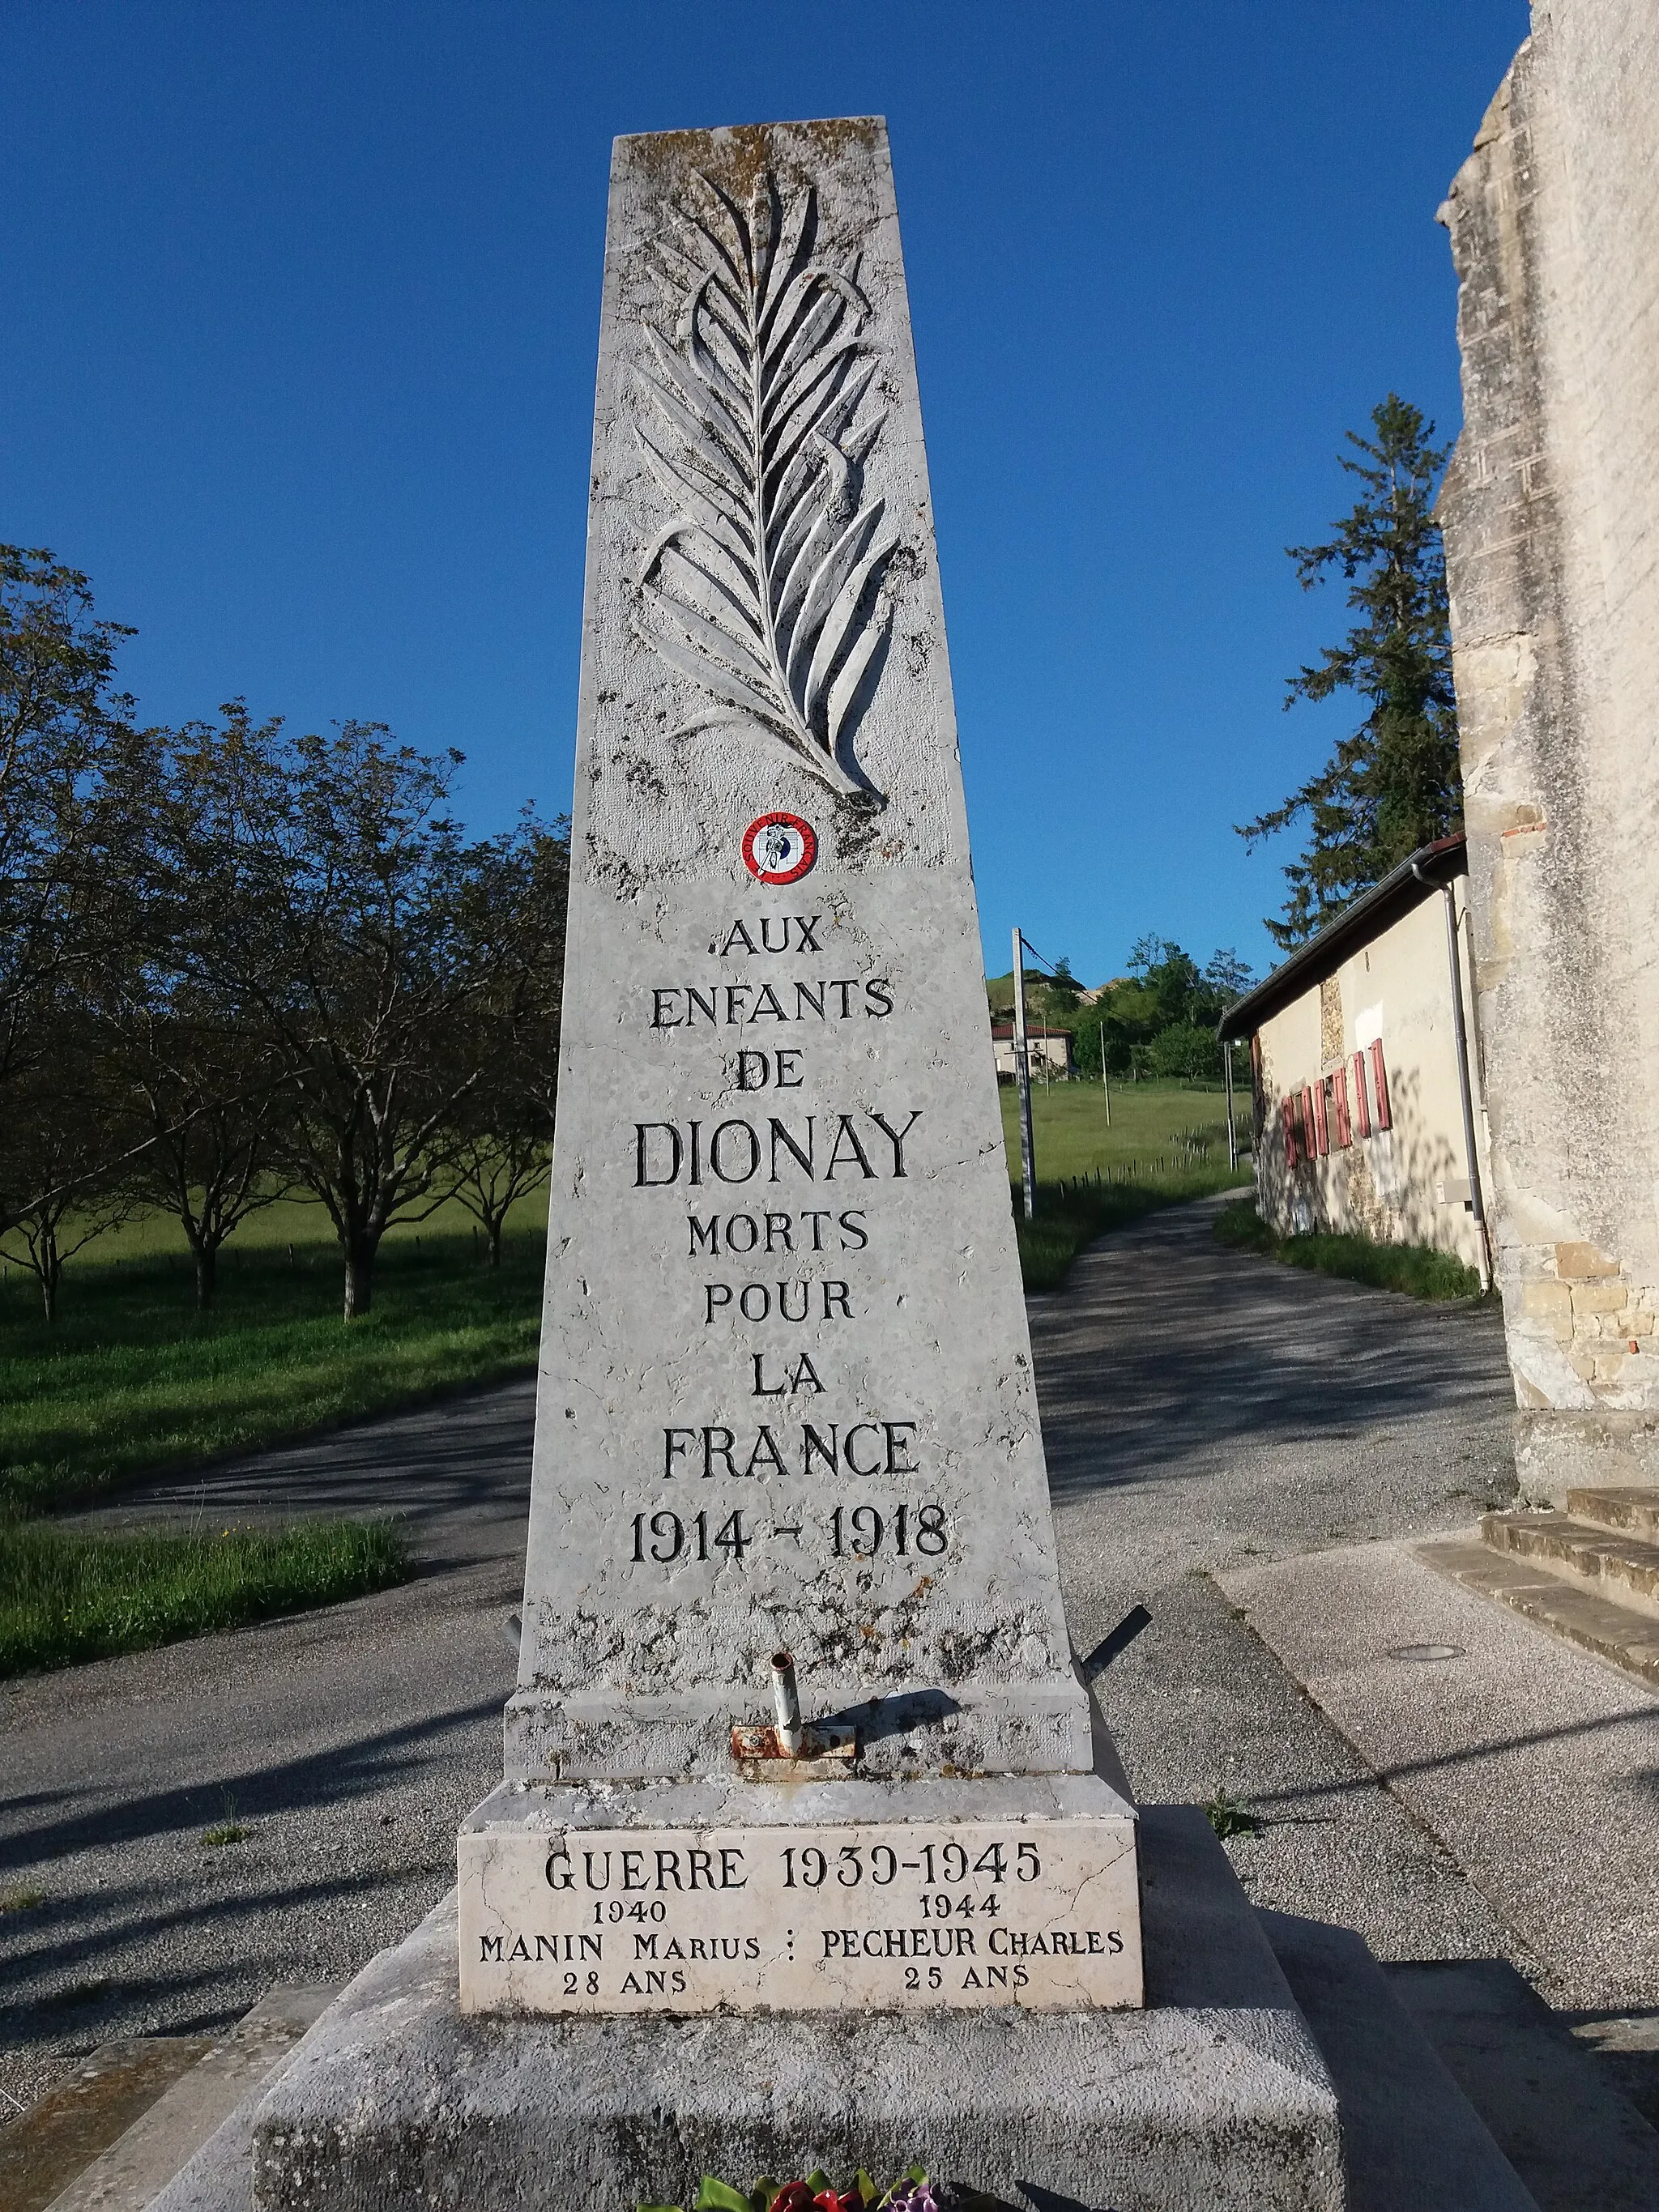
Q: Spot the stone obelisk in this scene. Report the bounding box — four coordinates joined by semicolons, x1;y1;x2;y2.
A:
245;121;1344;2212
457;115;1142;2014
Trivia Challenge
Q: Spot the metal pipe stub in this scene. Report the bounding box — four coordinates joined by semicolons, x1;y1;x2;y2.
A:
771;1650;804;1754
730;1650;858;1770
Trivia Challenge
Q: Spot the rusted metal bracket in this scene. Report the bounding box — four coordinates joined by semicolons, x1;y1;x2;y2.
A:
729;1720;859;1765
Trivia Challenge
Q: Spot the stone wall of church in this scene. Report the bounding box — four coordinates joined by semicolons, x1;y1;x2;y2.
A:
1439;1;1659;1499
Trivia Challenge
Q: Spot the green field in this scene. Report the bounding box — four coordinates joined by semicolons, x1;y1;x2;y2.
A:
996;1076;1242;1183
0;1228;546;1516
997;1079;1250;1289
0;1515;409;1678
48;1175;551;1271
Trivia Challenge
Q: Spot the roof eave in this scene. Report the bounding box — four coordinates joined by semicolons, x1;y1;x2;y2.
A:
1217;833;1467;1042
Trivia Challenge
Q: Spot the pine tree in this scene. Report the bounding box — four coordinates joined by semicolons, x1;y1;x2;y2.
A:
1239;394;1461;950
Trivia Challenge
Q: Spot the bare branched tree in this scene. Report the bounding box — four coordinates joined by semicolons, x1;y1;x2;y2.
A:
178;709;566;1318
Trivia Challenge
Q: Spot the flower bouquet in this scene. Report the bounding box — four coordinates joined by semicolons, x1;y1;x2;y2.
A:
642;2168;1015;2212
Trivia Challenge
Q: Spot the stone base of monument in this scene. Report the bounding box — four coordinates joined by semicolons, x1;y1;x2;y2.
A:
242;1808;1348;2212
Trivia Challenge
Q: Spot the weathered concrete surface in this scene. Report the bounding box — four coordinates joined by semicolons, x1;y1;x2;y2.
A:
0;2039;210;2212
1439;3;1659;1498
42;1988;334;2212
122;1895;1555;2212
1384;1958;1659;2212
513;116;1093;1792
1260;1918;1537;2212
251;1809;1342;2212
1421;1532;1659;1688
458;1773;1141;2015
1218;1539;1659;2017
1479;1505;1659;1622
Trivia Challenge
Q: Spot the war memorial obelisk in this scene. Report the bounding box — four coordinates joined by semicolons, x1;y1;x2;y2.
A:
459;107;1142;2017
249;120;1343;2212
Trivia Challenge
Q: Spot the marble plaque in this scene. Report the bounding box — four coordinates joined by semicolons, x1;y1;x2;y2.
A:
459;1818;1141;2014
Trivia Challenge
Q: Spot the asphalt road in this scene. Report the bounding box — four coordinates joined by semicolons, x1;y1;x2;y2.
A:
1;1195;1524;2112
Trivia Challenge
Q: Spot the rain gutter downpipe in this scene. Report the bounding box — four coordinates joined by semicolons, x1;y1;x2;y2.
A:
1414;861;1492;1291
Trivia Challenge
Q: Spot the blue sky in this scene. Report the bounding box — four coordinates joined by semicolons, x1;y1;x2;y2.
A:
1;1;1529;987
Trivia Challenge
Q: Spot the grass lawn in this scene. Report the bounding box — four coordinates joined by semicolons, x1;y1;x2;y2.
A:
62;1175;549;1268
1213;1198;1486;1301
999;1080;1250;1290
0;1228;546;1516
0;1515;408;1678
997;1076;1242;1183
0;1084;1249;1522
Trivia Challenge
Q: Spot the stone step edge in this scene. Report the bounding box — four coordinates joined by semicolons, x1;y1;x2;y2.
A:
39;1986;337;2212
1566;1485;1659;1545
1418;1536;1659;1688
1479;1511;1659;1623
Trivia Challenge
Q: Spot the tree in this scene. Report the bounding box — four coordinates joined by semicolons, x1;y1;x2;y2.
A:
1146;1022;1221;1083
1068;940;1254;1082
1045;955;1083;1005
444;1101;552;1269
1202;948;1256;1007
0;546;134;1195
112;993;296;1309
0;1011;132;1320
441;816;569;1267
75;718;296;1307
1127;937;1204;1029
184;710;564;1319
1239;395;1461;950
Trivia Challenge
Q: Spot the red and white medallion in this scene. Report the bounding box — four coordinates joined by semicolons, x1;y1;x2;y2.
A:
740;812;818;885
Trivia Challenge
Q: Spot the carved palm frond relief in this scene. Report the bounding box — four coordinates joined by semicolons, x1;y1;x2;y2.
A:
633;172;900;803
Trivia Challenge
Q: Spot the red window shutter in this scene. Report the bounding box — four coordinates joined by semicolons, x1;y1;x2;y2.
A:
1370;1038;1392;1130
1311;1079;1329;1156
1282;1095;1299;1166
1302;1085;1317;1159
1351;1051;1371;1138
1333;1064;1352;1147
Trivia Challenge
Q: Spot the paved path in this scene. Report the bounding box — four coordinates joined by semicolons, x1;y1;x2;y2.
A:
1034;1196;1537;1971
1;1387;536;2112
2;1193;1620;2122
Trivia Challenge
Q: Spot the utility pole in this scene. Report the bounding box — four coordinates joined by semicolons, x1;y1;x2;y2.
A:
1224;1038;1237;1170
1012;926;1036;1221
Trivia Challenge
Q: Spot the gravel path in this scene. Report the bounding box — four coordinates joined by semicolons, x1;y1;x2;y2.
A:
2;1200;1524;2115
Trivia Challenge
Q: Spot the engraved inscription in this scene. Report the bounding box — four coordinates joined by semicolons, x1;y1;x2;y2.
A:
459;1818;1141;2014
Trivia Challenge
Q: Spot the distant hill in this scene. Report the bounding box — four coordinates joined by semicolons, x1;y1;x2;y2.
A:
984;971;1085;1026
986;940;1252;1084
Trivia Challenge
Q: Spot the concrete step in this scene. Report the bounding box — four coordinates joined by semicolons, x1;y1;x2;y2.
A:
1480;1508;1659;1622
1383;1959;1659;2212
1;1988;336;2212
1567;1485;1659;1545
151;1856;1541;2212
1;2040;211;2212
1420;1536;1659;1686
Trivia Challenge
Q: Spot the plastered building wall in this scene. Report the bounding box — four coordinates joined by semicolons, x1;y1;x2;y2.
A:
1252;884;1490;1276
1439;2;1659;1499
